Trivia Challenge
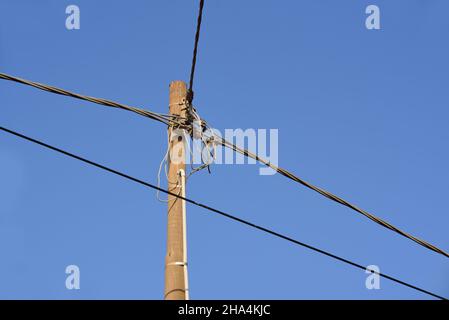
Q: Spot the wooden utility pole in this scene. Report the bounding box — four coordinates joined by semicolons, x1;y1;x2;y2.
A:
164;81;189;300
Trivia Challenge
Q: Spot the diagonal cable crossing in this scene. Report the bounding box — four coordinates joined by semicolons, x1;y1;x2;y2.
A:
1;70;448;259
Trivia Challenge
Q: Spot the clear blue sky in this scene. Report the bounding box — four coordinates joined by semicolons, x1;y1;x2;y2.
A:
1;0;448;299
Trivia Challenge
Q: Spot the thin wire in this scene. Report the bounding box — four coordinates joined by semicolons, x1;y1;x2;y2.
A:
188;0;205;98
156;131;181;202
186;127;214;177
156;138;171;202
1;125;445;300
215;135;449;259
0;72;187;128
187;108;215;176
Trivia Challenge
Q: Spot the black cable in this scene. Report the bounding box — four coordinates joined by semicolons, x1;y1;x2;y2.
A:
218;137;449;259
188;0;205;102
0;72;185;128
0;125;446;300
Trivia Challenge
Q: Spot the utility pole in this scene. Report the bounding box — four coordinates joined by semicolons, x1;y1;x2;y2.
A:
164;81;189;300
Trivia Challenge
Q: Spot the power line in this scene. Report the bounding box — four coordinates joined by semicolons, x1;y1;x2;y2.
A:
215;135;449;259
1;125;446;300
1;70;447;260
187;0;205;102
0;72;186;128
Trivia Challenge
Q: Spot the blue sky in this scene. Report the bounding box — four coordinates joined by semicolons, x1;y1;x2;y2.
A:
0;0;448;299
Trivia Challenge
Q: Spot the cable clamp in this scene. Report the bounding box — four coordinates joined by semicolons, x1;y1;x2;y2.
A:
167;261;188;267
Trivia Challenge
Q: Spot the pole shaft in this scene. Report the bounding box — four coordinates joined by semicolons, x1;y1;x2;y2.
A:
164;81;188;300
